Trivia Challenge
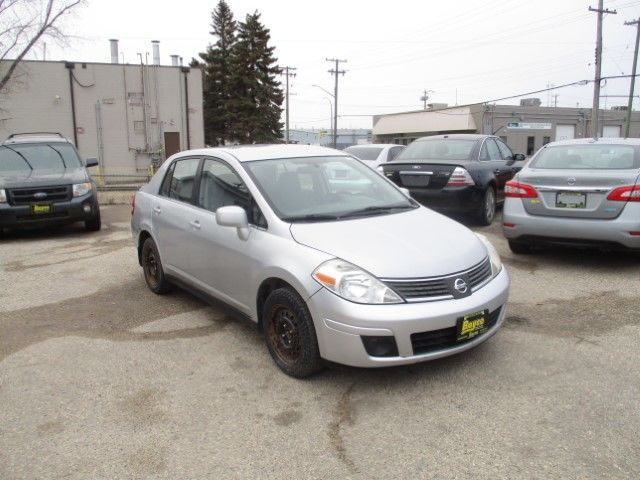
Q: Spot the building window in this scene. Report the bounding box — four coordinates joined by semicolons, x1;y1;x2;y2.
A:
527;136;535;155
543;136;551;145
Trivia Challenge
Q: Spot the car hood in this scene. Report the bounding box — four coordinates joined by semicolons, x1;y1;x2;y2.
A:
289;207;487;278
0;168;88;189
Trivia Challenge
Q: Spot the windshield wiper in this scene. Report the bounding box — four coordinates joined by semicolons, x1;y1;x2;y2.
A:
340;203;415;218
282;213;342;222
1;145;33;170
47;145;67;168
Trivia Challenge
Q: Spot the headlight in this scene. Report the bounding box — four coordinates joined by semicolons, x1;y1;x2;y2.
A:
72;182;93;197
475;233;502;277
0;189;6;203
312;259;403;304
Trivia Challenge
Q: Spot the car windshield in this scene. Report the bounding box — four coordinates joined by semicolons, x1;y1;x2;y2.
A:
397;139;477;161
243;156;417;222
344;146;383;161
530;144;639;169
0;143;83;173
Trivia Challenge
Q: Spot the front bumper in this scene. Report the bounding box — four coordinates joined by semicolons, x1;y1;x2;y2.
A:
409;186;483;214
503;198;640;250
306;267;509;368
0;193;98;228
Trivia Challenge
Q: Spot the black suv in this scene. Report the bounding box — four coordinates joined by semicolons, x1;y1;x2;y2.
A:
0;132;101;233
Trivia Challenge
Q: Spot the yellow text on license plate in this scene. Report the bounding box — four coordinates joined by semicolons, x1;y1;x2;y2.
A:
460;316;485;335
32;204;51;214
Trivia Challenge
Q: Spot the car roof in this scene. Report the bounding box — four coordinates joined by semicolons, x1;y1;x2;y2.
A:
414;134;490;142
180;144;349;162
3;133;73;145
345;144;402;148
545;137;640;147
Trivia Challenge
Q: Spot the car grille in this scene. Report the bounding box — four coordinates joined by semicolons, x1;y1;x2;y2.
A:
382;257;492;302
410;306;502;355
8;186;71;205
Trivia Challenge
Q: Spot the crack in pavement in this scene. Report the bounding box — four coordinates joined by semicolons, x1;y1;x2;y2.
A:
329;382;358;475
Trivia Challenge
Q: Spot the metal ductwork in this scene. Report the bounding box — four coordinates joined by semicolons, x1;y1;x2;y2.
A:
109;39;119;64
152;40;160;66
170;55;179;67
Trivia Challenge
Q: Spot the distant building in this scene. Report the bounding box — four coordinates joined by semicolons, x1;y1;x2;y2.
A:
372;100;640;156
287;128;372;149
0;55;204;175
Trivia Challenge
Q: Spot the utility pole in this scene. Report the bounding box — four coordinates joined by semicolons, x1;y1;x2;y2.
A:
280;66;297;144
589;1;617;138
554;94;559;108
326;58;346;149
625;18;640;137
420;89;434;110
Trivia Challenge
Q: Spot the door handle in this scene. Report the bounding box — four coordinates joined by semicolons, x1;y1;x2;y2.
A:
190;220;201;230
494;169;502;174
153;206;162;214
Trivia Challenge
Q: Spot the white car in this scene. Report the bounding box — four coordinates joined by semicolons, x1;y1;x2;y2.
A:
345;144;405;168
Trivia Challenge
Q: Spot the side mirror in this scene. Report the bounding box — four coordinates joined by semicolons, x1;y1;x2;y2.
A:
216;205;249;240
513;153;526;161
85;157;99;168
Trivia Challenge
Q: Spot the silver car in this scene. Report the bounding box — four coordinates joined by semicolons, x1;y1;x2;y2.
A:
131;145;509;377
503;138;640;253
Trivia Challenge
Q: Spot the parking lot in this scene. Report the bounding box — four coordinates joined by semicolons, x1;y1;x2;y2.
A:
1;204;639;479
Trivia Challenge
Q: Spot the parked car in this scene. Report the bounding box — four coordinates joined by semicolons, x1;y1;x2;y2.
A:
378;134;525;225
0;132;101;233
503;138;640;253
345;144;405;168
131;145;509;377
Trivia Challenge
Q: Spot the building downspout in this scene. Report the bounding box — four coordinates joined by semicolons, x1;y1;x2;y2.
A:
182;66;191;149
65;62;78;146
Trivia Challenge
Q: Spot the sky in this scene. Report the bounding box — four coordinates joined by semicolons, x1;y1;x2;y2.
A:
34;0;640;130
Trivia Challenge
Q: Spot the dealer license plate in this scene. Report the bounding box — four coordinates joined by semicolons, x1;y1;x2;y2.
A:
31;204;51;214
456;310;488;342
556;192;586;208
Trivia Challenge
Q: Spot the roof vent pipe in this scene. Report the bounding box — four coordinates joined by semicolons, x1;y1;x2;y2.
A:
109;39;119;64
170;55;179;67
151;40;160;65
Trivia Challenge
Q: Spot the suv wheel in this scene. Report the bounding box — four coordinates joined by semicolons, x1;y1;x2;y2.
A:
262;287;323;378
85;208;101;232
476;186;496;226
141;237;172;294
508;239;533;254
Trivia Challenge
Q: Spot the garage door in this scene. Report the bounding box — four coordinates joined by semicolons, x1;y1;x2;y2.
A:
556;124;575;141
602;125;621;137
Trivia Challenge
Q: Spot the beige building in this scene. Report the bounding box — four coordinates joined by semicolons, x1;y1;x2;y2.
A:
373;101;640;156
0;58;204;175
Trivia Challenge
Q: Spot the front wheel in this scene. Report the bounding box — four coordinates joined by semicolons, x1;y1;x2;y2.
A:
476;186;496;226
85;208;101;232
262;287;323;378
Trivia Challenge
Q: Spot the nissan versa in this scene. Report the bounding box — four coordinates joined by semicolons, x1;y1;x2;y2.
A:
131;145;509;377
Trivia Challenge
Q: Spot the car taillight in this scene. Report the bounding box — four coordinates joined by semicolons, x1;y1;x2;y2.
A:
131;195;136;215
446;167;475;187
505;181;538;198
607;185;640;202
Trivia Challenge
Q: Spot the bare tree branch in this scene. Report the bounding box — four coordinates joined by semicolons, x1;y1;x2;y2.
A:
0;0;83;90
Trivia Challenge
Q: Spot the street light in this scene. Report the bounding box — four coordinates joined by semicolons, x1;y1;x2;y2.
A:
312;84;337;148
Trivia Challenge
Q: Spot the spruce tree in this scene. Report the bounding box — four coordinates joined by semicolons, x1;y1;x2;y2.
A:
227;11;283;143
198;0;236;146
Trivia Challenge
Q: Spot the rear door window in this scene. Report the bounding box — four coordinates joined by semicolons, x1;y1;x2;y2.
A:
167;158;200;203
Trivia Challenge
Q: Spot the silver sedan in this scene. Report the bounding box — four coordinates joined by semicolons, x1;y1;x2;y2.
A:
503;138;640;253
131;145;509;377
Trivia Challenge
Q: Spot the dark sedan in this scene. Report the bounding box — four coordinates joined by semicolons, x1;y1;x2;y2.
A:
378;134;524;225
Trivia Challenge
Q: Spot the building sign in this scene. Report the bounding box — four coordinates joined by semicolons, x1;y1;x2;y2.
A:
507;122;552;130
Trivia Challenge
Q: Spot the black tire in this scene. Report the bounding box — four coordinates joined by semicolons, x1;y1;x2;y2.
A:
85;208;101;232
508;239;533;254
476;186;496;226
141;237;172;294
262;287;323;378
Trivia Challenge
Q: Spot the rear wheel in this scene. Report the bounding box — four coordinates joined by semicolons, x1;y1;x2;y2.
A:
141;237;172;294
263;287;323;378
508;239;533;254
476;186;496;226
